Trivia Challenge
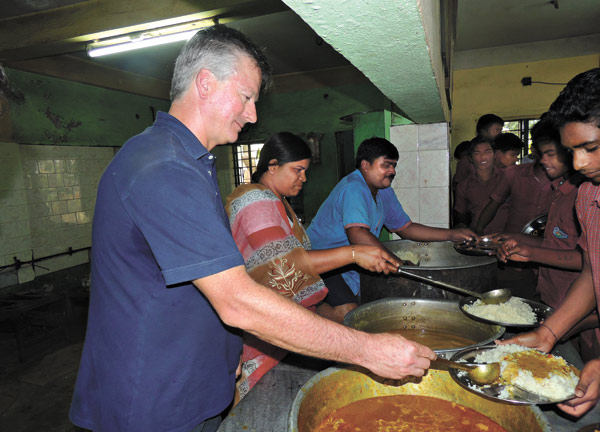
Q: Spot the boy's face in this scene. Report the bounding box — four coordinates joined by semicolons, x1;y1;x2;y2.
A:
360;156;397;191
482;123;503;139
538;141;569;180
470;142;494;171
495;149;520;168
561;121;600;184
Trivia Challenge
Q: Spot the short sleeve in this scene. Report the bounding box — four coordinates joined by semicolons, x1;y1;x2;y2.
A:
380;188;411;230
340;184;373;229
125;160;244;285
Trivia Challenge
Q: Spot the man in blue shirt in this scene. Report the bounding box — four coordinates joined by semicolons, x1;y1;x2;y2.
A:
70;26;436;432
308;137;476;322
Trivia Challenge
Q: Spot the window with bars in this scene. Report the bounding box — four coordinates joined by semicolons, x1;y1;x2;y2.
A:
232;142;264;186
503;118;540;161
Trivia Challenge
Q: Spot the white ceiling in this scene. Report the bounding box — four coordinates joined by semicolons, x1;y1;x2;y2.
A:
1;0;599;122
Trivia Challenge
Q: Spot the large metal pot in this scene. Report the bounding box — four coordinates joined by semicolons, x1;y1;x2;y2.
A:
344;298;504;359
361;240;497;303
288;367;551;432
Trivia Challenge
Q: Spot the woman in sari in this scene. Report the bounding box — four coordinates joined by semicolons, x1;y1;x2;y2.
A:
225;132;400;402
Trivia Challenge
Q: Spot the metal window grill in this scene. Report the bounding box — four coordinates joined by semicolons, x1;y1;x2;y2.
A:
503;118;539;161
232;142;263;186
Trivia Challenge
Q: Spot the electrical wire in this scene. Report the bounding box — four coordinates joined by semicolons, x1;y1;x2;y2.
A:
531;81;567;86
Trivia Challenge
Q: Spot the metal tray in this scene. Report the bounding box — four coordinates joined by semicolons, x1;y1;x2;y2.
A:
459;296;554;328
448;345;577;405
454;238;498;256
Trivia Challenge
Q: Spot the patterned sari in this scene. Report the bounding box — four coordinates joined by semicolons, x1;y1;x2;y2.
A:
225;184;328;402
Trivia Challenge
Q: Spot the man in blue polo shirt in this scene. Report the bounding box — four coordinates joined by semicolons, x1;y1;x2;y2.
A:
70;26;436;432
308;137;477;322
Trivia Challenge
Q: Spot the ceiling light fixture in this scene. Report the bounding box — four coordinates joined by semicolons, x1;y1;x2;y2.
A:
87;18;217;58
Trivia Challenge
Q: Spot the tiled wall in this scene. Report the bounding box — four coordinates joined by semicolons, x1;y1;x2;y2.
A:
0;142;115;288
389;123;450;237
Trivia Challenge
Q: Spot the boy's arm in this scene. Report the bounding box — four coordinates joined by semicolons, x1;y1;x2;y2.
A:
474;199;502;235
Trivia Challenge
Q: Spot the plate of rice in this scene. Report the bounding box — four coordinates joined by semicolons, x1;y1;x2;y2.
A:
459;296;554;327
448;344;579;405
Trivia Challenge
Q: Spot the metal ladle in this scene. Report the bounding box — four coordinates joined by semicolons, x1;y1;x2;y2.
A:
431;358;501;385
396;267;512;305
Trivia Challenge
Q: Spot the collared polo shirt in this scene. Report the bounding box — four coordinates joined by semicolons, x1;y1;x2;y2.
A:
577;182;600;308
454;168;508;234
490;163;552;233
70;112;245;432
537;174;583;308
307;169;411;295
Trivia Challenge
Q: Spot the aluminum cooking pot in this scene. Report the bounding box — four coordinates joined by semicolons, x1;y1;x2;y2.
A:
343;298;504;359
288;367;551;432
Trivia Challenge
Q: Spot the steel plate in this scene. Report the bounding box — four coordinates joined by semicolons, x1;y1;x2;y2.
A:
459;296;554;328
449;345;577;405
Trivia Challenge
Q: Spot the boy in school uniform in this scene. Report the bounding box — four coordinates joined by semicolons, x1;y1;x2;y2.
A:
495;118;597;360
453;136;508;234
500;68;600;417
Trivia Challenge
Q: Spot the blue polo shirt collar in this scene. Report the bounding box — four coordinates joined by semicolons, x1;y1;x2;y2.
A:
155;111;212;160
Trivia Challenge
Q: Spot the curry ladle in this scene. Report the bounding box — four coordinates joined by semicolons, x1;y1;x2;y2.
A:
431;358;501;385
395;267;512;305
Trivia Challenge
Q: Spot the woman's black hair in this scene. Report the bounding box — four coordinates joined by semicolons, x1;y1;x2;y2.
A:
251;132;312;183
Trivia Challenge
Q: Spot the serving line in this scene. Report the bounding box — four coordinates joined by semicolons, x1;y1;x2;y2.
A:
218;339;600;432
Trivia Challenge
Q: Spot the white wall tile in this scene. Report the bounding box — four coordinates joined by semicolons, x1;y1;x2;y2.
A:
394;151;418;188
390;124;418;152
419;187;450;225
418;150;449;188
417;123;449;151
394;187;420;222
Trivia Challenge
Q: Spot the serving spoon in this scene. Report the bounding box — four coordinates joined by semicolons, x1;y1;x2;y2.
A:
431;358;501;385
395;267;512;305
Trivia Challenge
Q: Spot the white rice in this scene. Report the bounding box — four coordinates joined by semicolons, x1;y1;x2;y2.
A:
473;344;578;401
463;296;537;325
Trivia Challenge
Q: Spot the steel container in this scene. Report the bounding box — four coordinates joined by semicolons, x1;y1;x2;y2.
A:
343;297;504;359
361;240;498;303
288;366;551;432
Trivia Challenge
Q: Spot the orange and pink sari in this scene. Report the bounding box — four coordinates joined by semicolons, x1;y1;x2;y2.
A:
225;184;328;401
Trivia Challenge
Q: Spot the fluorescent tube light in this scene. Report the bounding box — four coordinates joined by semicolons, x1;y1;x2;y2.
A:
88;29;198;57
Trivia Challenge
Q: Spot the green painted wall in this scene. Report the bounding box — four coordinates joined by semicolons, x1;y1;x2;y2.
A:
4;68;169;146
3;67;390;226
235;81;388;224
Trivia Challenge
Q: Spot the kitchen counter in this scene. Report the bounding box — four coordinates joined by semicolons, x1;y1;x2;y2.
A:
218;341;600;432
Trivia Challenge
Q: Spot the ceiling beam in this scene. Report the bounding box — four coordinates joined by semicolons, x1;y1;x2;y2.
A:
282;0;448;124
7;55;171;100
0;0;288;61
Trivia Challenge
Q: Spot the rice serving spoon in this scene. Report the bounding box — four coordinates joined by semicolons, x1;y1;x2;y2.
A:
431;358;501;385
395;267;512;305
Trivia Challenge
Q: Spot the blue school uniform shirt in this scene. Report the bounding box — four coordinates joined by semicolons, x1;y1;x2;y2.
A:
307;169;411;295
70;112;245;432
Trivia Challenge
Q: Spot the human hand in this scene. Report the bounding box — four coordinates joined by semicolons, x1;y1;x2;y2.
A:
448;228;478;242
557;359;600;417
358;332;436;379
497;239;532;263
236;356;243;378
495;326;556;353
353;245;400;274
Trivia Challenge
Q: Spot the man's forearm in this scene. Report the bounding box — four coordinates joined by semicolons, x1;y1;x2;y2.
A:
395;223;451;242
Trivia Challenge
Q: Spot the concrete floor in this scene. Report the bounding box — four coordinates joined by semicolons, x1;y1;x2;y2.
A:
0;336;85;432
